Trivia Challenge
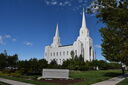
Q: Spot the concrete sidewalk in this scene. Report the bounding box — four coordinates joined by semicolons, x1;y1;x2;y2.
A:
92;76;125;85
0;78;34;85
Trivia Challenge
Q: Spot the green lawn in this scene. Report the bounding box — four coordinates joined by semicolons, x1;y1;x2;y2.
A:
0;70;122;85
116;78;128;85
69;70;121;85
0;81;11;85
0;75;57;85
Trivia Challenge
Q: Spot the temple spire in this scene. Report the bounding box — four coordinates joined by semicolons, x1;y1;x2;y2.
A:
78;8;89;37
51;24;61;47
55;24;59;37
82;8;87;28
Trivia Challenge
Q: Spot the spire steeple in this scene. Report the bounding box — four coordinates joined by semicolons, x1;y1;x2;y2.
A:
51;24;61;47
82;8;87;28
55;24;59;37
79;8;89;37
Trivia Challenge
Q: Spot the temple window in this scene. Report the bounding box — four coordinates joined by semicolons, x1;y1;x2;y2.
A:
63;51;65;56
57;52;58;56
67;51;69;55
60;52;61;56
54;52;55;56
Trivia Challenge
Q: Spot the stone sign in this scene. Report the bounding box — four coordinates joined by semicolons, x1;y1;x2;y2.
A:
42;69;69;79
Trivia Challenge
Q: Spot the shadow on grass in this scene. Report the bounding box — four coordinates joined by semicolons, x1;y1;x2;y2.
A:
104;72;121;77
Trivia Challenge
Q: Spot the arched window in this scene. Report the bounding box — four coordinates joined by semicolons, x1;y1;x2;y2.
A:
60;52;61;56
54;52;55;56
56;52;59;56
63;51;65;56
67;51;69;55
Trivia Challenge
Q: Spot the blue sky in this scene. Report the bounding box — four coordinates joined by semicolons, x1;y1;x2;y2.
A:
0;0;105;60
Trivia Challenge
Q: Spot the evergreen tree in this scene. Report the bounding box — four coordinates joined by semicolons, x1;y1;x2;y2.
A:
89;0;128;74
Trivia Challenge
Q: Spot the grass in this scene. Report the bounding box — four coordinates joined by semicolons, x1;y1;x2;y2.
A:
0;71;56;85
69;70;122;85
116;78;128;85
0;75;57;85
0;81;11;85
0;70;122;85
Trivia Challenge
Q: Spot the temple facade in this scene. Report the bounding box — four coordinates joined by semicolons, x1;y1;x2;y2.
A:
44;9;96;65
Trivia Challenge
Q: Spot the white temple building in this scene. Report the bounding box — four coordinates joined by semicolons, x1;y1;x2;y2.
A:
44;9;96;65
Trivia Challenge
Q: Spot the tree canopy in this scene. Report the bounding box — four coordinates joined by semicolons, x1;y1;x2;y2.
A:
0;50;18;69
89;0;128;65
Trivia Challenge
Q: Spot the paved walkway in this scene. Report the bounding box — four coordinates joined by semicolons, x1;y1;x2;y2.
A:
92;76;125;85
0;78;34;85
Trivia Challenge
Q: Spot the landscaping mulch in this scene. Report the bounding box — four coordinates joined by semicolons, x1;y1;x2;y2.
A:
39;79;85;85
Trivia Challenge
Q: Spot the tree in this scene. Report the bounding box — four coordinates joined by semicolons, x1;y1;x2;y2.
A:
38;59;48;69
38;59;48;72
79;54;84;62
17;58;48;75
62;55;86;70
0;53;7;69
48;59;58;68
62;59;70;69
7;54;18;67
29;58;39;74
89;0;128;74
17;60;31;74
0;51;18;70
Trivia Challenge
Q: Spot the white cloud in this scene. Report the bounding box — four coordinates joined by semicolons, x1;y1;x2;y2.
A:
12;38;16;42
4;34;11;39
95;45;101;48
0;36;4;45
45;1;50;5
0;34;16;45
64;1;70;5
59;2;63;6
44;0;72;7
51;1;57;5
78;0;83;3
43;0;93;11
24;41;33;46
